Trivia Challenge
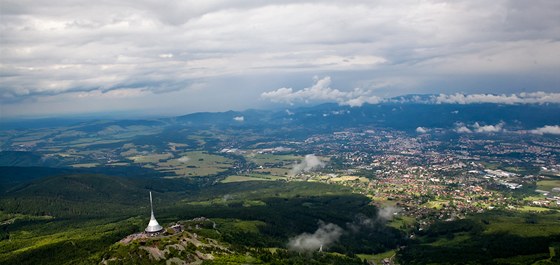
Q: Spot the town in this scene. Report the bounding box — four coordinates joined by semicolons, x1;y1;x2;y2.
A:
220;127;560;230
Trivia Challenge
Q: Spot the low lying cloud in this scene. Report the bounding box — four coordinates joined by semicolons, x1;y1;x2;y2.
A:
348;207;400;232
378;206;400;221
291;154;325;175
454;122;505;133
233;116;244;122
416;127;429;134
288;221;343;252
530;125;560;135
454;124;472;133
473;122;505;133
289;206;400;252
433;92;560;105
177;156;190;163
222;194;234;202
261;76;381;107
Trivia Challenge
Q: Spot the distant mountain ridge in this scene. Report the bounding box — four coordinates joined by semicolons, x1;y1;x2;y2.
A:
175;100;560;132
2;94;560;132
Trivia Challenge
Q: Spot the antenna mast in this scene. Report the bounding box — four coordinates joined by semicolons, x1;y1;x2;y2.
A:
150;191;154;216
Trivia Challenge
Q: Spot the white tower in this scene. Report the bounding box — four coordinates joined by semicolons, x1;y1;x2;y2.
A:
145;191;163;234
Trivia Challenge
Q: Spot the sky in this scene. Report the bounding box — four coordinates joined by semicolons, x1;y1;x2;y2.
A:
1;0;559;118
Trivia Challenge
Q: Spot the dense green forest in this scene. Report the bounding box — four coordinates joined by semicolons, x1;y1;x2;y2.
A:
0;169;405;264
3;165;560;264
398;211;560;264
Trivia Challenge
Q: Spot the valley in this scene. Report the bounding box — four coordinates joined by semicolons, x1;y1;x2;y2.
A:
1;102;560;264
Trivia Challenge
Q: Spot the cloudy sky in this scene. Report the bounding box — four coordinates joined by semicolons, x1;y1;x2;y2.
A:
1;0;559;118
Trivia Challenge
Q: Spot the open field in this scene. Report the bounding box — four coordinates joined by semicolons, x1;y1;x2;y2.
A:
128;153;173;164
388;215;416;230
254;167;291;176
70;163;100;168
424;200;449;210
221;174;286;183
358;249;396;264
537;180;560;192
158;151;233;177
517;206;558;212
245;153;301;167
214;219;266;234
329;175;369;183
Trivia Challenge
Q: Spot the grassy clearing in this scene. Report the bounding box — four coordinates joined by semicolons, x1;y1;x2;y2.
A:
221;175;284;183
158;151;233;177
70;163;99;168
357;249;396;264
329;176;369;183
517;206;557;212
12;131;54;142
128;153;173;163
242;200;267;207
254;167;291;176
524;195;547;201
214;219;266;234
245;153;301;167
0;212;53;225
187;135;206;146
388;215;416;230
106;126;161;139
537;180;560;192
62;138;127;148
424;200;449;210
107;162;129;166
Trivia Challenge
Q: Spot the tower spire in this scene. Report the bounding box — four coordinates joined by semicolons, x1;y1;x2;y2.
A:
150;191;155;217
145;191;163;234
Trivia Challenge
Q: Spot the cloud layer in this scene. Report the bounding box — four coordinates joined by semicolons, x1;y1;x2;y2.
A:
433;92;560;105
2;1;560;117
262;77;560;107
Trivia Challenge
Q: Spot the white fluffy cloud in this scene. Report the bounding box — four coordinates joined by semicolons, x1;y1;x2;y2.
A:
416;127;429;134
378;206;400;221
291;154;326;175
261;76;381;107
473;122;505;133
454;125;473;133
530;125;560;135
454;122;505;133
233;116;244;122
